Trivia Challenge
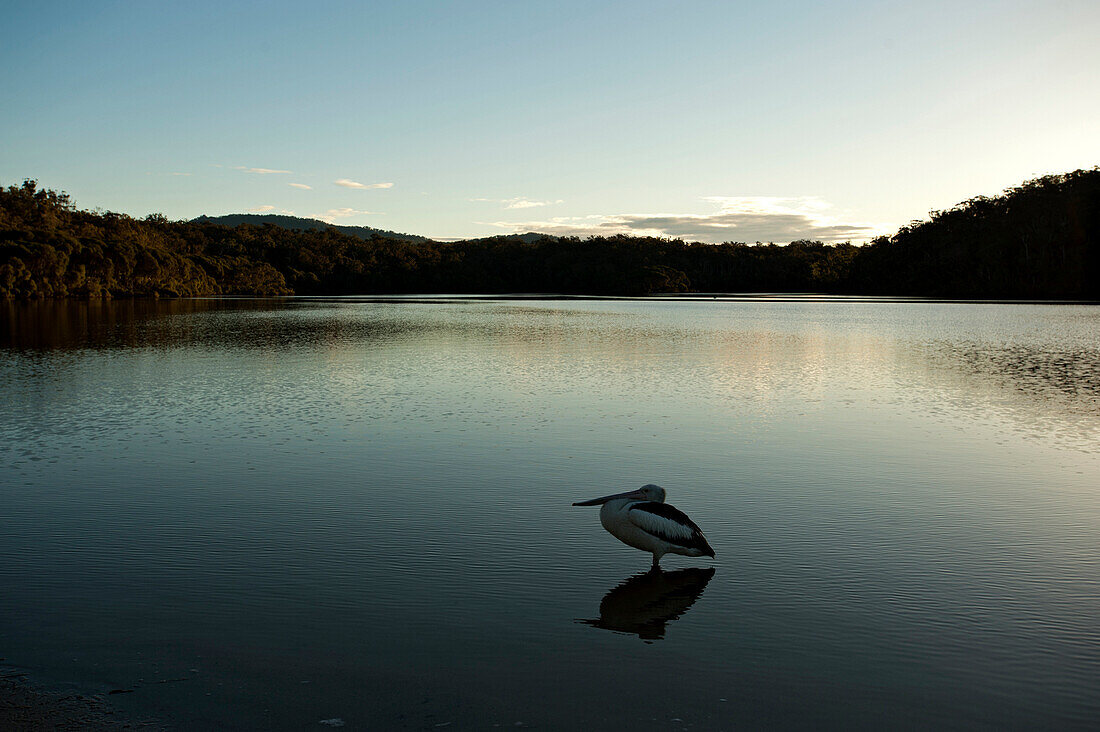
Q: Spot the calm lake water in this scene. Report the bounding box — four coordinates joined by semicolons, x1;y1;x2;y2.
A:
2;297;1098;730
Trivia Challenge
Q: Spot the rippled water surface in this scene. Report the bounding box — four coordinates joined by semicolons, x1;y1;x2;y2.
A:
2;297;1098;730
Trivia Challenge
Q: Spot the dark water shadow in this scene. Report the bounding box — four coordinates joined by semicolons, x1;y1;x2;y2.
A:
0;297;617;353
0;298;286;350
578;567;716;642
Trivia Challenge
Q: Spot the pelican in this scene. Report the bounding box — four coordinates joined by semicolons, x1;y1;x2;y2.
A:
573;484;715;568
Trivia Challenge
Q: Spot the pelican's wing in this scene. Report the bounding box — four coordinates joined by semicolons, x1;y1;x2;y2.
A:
627;502;716;556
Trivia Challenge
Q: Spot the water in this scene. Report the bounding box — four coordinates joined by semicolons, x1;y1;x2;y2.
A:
1;297;1098;730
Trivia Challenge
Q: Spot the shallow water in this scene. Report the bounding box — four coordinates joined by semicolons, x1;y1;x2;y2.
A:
1;297;1098;730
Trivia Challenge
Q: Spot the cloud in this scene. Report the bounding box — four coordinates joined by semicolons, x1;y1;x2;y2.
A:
334;179;393;189
479;197;883;244
248;205;276;212
236;166;292;174
319;208;381;221
169;172;191;176
471;197;563;209
504;198;563;209
289;183;312;190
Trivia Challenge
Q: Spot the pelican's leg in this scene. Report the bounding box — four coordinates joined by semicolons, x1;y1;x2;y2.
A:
651;553;661;570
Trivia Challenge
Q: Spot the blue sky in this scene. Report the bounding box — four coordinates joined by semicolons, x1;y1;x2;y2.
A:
2;0;1097;242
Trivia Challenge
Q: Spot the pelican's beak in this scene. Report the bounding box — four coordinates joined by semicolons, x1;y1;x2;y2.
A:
572;488;645;506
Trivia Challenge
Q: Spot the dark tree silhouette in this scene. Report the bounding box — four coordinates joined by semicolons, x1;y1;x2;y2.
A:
3;169;1097;299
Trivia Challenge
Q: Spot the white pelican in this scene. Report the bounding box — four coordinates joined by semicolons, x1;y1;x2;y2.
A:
572;484;715;568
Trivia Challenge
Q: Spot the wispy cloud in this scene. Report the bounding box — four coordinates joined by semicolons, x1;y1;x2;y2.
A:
248;205;276;212
289;183;312;190
319;207;381;221
236;166;292;174
471;196;563;209
479;197;883;244
334;178;393;189
505;197;563;209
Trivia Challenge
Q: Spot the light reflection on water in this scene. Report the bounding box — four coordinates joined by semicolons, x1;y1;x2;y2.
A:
1;297;1099;730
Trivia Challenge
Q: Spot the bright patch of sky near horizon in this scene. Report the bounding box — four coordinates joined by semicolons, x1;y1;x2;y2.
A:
1;0;1098;242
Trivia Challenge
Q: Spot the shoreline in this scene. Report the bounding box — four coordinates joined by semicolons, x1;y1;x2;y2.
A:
5;292;1100;304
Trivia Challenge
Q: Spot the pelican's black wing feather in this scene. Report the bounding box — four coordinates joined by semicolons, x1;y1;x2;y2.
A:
628;502;716;556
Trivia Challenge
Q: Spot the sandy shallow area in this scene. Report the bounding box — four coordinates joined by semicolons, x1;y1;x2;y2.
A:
1;668;165;731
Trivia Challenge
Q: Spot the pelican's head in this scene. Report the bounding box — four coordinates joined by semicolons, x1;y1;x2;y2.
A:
572;483;666;506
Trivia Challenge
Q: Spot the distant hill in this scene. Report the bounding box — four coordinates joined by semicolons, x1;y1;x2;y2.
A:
193;214;554;246
191;213;433;244
452;232;553;245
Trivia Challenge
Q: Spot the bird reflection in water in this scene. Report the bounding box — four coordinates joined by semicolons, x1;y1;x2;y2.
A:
579;567;716;642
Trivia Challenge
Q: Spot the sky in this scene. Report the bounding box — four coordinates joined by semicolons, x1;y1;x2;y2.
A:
2;0;1098;243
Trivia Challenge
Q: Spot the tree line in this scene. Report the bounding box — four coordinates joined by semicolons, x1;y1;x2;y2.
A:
2;168;1097;299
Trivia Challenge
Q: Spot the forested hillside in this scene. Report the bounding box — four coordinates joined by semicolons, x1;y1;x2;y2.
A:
849;168;1099;297
192;213;431;243
2;169;1097;299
